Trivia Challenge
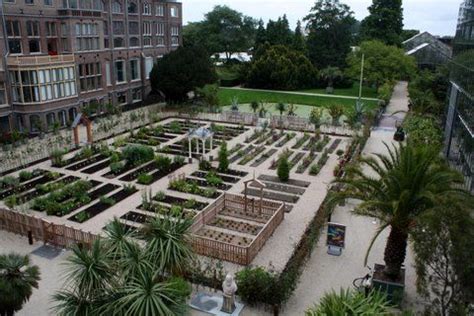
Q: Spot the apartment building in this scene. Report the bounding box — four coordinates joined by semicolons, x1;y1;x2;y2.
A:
0;0;182;133
444;0;474;192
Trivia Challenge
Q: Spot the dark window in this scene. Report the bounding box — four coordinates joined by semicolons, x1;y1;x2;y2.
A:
129;37;139;47
29;40;40;53
113;37;124;48
8;40;22;54
128;2;137;13
25;0;34;4
129;22;139;35
44;0;52;5
6;21;21;37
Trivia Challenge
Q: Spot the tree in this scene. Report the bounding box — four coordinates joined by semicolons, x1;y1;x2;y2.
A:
254;19;267;50
150;45;217;102
305;288;391;315
401;29;420;42
320;66;343;93
53;218;192;315
292;20;306;52
276;103;287;116
277;156;290;182
360;0;404;46
412;199;474;316
329;143;468;279
304;0;355;69
246;45;317;90
218;141;229;172
197;6;256;61
0;253;40;316
250;101;260;114
328;104;344;126
265;15;293;47
195;84;220;111
309;108;323;134
346;40;416;91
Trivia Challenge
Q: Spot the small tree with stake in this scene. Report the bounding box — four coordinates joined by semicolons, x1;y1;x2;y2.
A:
277;156;290;182
310;108;323;136
218;141;229;172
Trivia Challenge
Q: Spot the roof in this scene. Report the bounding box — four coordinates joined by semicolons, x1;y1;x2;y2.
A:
406;43;430;55
188;127;213;139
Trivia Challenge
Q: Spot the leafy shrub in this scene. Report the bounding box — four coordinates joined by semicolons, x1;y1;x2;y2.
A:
1;176;19;188
110;152;120;164
206;172;223;187
122;145;155;167
336;149;345;156
168;276;192;299
19;171;33;181
50;149;65;166
309;164;321;176
75;211;90;223
236;267;278;305
80;146;94;159
100;196;116;206
155;191;166;201
137;173;153;185
110;162;125;174
4;195;18;208
218;142;229;172
123;184;137;194
277;157;290;182
378;81;395;106
199;160;212;171
173;155;185;165
155;155;171;171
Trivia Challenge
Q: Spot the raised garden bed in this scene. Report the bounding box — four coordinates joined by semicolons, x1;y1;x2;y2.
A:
196;227;252;247
69;186;138;223
292;133;311;150
121;211;151;224
269;150;294;170
153;194;208;211
229;145;254;163
18;175;80;204
309;150;330;176
258;174;311;188
209;216;263;236
139;202;196;220
276;132;296;147
250;149;278;167
327;138;342;154
168;178;222;199
191;171;240;184
238;146;266;165
289;152;306;170
253;181;306;195
82;158;114;174
66;154;108;171
265;132;286;146
0;172;63;200
296;152;318;174
243;187;299;204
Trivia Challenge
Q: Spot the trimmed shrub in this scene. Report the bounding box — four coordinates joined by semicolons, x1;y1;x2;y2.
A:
236;267;278;306
137;173;153;185
122;145;154;166
277;157;290;182
218;141;229;172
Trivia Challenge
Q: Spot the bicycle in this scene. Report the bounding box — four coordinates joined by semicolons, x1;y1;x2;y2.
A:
352;266;373;297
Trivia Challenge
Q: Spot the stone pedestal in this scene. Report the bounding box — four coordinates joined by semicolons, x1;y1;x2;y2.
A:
221;294;236;314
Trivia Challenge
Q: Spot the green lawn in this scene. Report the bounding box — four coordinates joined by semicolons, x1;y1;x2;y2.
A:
299;84;379;99
218;88;379;109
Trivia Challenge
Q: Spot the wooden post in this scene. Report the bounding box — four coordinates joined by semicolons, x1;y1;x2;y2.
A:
86;122;93;144
244;183;248;213
260;187;263;216
73;127;79;146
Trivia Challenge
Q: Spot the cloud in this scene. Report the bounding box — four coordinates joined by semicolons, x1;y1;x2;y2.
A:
183;0;461;36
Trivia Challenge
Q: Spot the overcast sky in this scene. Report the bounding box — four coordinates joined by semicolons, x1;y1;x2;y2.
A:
183;0;461;37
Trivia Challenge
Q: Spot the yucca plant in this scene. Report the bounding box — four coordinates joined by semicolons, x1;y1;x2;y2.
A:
0;253;40;316
328;143;468;279
305;288;391;315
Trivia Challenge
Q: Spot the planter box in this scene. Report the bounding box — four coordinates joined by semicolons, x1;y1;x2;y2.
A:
372;263;405;306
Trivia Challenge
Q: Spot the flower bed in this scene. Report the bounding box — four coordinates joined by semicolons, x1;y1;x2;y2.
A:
139;202;196;220
276;132;296;147
309;149;330;176
0;172;62;200
209;216;263;236
196;227;252;247
296;152;318;174
327;138;342;154
289;152;306;170
191;171;240;184
292;133;311;150
229;145;254;163
169;178;222;199
250;149;278;167
265;132;286;146
16;175;79;204
243;187;299;204
153;193;208;211
269;149;294;170
66;154;108;171
257;174;311;188
239;146;266;165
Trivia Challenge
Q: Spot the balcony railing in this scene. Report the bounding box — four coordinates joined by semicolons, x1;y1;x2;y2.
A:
7;54;75;67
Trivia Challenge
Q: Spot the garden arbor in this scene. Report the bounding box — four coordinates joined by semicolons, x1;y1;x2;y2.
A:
188;127;214;162
71;113;93;146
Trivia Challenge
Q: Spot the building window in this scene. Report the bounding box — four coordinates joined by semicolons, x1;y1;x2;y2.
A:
111;0;121;13
105;62;111;86
171;26;179;36
46;113;55;128
75;22;99;51
130;59;140;81
143;37;152;47
117;91;126;105
58;110;67;126
113;21;124;35
115;60;126;83
6;20;21;37
29;40;41;53
170;6;178;17
79;62;102;92
132;88;141;102
142;2;150;15
171;37;179;46
113;37;124;48
26;21;40;37
7;21;22;54
156;23;164;36
155;3;163;16
62;0;78;8
157;36;165;47
10;67;76;103
46;22;57;37
25;0;34;4
8;40;22;54
145;56;153;79
30;116;41;132
130;37;139;47
129;22;139;35
4;0;15;3
127;2;137;14
44;0;52;5
103;21;108;35
143;22;151;35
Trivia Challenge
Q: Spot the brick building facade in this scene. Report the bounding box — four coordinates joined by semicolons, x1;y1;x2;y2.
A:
0;0;182;133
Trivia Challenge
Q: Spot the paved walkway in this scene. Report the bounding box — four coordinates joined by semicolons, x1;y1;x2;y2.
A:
222;87;380;102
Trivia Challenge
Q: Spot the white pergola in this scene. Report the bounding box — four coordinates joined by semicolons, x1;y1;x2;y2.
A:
188;127;214;161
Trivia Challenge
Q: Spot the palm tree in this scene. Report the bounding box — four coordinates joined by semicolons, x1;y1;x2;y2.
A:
141;216;194;274
329;143;468;279
309;108;323;136
0;253;40;316
328;104;344;126
275;103;287;117
250;101;259;114
320;66;342;94
287;104;298;116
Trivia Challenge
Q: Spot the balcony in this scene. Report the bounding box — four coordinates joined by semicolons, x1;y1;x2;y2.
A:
7;54;75;68
57;8;103;17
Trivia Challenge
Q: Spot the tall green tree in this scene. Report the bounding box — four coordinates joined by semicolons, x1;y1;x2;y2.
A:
254;19;267;50
304;0;355;69
218;141;229;172
265;15;293;47
329;143;469;279
150;45;217;102
346;40;416;91
292;20;306;52
0;253;40;316
360;0;404;46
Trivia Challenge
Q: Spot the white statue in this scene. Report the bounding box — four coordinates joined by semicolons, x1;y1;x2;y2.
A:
221;274;237;313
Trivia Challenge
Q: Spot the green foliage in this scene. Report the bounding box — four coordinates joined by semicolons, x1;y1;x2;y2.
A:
155;155;172;171
199;159;212;171
195;84;220;110
205;171;223;187
320;67;343;91
305;288;391;315
235;267;278;306
246;45;317;90
328;104;344;126
403;115;443;148
277;156;290;182
264;14;294;47
218;142;229;172
51;149;66;166
378;81;395;105
360;0;404;46
0;253;40;316
173;155;185;166
408;68;449;116
150;46;217;102
304;0;355;69
18;171;33;181
122;145;154;167
450;50;474;96
155;191;166;201
99;196;116;206
347;40;417;91
137;173;153;185
1;176;19;189
110;161;125;174
309;108;323;131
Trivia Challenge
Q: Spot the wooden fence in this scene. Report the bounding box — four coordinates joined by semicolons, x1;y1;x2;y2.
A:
189;193;285;265
0;208;98;248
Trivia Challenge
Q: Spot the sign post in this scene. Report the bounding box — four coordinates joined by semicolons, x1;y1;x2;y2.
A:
326;222;346;256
